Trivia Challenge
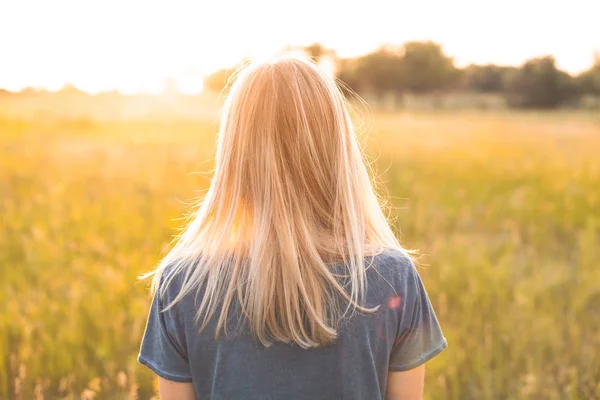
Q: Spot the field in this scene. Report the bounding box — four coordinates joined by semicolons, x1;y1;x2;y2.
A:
1;109;599;399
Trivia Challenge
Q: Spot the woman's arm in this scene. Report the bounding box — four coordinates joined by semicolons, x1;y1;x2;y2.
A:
385;365;425;400
158;377;196;400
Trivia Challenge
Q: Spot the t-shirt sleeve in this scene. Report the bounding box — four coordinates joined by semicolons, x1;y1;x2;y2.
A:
389;259;447;371
138;277;192;382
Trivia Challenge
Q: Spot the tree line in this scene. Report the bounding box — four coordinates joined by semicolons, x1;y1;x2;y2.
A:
205;42;600;109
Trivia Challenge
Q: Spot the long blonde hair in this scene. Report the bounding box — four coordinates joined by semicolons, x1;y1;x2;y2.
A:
148;56;402;348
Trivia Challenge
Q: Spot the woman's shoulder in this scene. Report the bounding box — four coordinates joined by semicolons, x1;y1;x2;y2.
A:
363;247;425;311
153;258;199;302
365;246;421;293
371;246;416;276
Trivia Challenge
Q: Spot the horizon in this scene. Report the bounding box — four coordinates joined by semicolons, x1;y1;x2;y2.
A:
1;0;599;95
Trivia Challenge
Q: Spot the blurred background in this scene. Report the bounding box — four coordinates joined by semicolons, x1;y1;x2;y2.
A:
1;0;599;399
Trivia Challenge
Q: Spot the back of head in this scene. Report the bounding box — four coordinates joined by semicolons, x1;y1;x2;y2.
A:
155;56;401;348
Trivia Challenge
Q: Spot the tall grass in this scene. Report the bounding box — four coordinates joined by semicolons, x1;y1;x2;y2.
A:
1;112;599;399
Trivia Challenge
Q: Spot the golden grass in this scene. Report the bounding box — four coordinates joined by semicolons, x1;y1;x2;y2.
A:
1;111;599;399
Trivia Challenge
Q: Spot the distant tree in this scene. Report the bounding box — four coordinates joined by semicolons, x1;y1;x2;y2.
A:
95;89;123;100
335;58;361;94
506;56;577;108
54;83;86;98
19;87;40;97
303;43;327;63
576;52;600;95
400;41;460;93
463;64;516;93
336;42;459;97
354;47;404;94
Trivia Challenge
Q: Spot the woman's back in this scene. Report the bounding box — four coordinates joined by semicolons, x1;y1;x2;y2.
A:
139;247;446;399
138;56;446;399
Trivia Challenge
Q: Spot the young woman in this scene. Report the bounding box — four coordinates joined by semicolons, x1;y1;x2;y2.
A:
138;56;447;400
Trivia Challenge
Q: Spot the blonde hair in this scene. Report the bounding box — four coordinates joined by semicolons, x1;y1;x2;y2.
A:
148;56;403;348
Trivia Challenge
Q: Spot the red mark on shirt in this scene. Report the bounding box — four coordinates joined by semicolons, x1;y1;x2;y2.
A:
388;296;402;309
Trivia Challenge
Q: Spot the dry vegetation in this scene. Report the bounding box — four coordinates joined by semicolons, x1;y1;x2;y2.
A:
1;109;599;399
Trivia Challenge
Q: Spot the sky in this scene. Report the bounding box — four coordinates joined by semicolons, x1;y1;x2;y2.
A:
0;0;598;94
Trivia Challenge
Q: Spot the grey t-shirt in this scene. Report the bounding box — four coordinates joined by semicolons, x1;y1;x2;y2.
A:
138;247;447;399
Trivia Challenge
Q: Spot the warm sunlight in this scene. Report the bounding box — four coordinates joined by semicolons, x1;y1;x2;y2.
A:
3;1;600;398
1;0;599;93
